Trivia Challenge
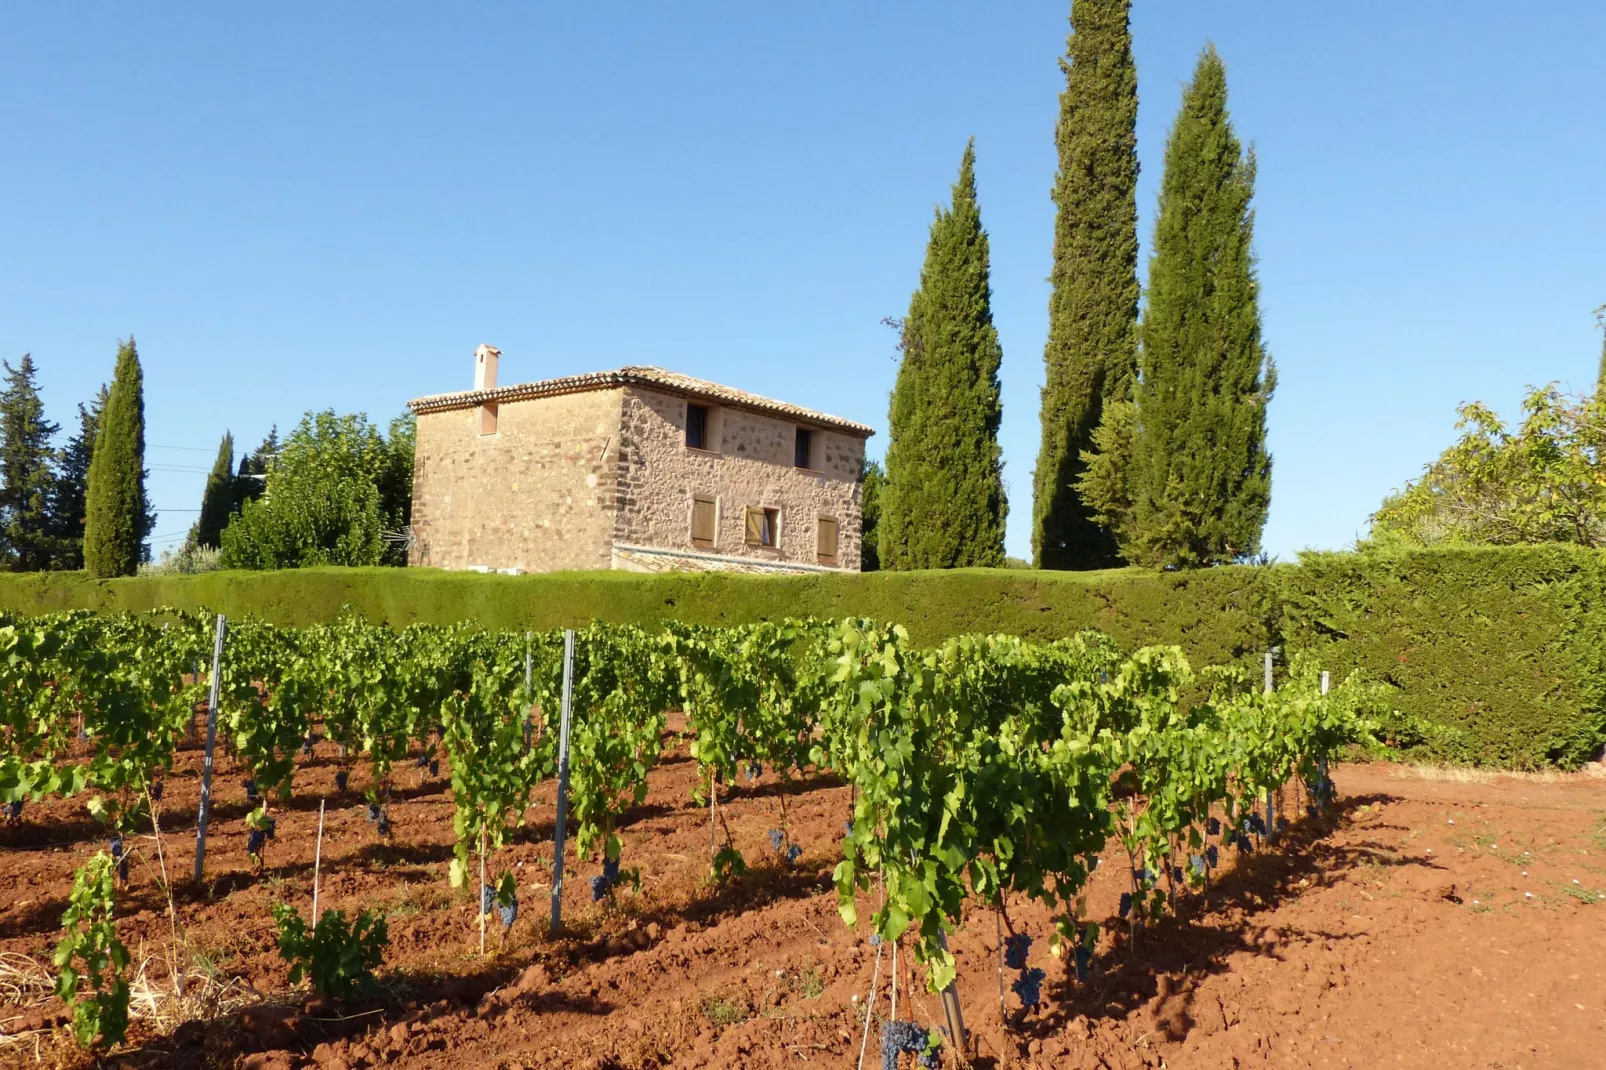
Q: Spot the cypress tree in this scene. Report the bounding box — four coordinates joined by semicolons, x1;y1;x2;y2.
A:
0;354;62;571
1083;46;1275;567
187;431;236;549
879;142;1008;569
1031;0;1140;571
859;458;884;571
48;386;106;570
83;338;152;577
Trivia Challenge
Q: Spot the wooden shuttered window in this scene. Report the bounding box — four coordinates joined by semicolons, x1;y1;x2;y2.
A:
744;506;778;548
691;497;716;549
816;517;838;564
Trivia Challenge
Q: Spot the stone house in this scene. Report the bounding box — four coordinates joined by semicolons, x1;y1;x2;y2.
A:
405;346;873;574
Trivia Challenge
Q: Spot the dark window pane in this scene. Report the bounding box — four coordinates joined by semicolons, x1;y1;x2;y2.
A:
794;428;812;468
687;404;708;450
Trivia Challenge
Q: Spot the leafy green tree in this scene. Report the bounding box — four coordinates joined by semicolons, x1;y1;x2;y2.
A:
83;339;153;578
859;458;884;571
1080;46;1275;568
880;142;1008;570
1369;385;1606;548
186;432;236;550
48;386;106;571
1031;0;1140;571
0;355;62;571
220;411;413;569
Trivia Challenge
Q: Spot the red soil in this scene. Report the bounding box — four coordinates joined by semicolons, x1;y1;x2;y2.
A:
2;727;1603;1070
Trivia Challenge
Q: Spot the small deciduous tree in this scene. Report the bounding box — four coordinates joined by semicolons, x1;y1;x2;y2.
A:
220;411;413;569
1369;385;1606;549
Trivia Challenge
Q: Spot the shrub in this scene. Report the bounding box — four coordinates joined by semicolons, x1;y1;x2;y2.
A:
272;902;388;999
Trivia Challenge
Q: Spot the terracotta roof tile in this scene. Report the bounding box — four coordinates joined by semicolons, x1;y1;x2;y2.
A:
407;365;874;437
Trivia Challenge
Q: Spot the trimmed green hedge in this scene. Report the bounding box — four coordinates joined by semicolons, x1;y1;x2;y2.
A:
1;548;1601;768
1280;546;1606;769
0;565;1276;670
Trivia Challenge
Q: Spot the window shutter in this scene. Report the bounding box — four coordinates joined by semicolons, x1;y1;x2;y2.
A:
817;517;838;562
692;498;716;547
745;507;763;546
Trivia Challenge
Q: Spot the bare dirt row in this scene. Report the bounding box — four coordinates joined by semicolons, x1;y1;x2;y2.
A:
2;729;1603;1069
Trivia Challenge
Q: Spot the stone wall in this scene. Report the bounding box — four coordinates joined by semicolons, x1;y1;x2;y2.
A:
613;386;865;570
409;388;623;572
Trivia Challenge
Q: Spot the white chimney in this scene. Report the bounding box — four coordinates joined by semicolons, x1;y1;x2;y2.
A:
474;344;501;392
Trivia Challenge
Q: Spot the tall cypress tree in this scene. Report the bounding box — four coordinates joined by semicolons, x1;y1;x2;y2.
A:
48;385;106;570
187;431;236;549
880;142;1008;569
83;338;152;577
0;355;62;571
1031;0;1140;571
1082;46;1274;567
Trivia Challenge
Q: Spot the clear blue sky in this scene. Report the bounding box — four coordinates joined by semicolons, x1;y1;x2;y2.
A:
3;3;1602;561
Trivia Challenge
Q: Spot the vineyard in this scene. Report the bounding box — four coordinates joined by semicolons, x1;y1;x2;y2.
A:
6;608;1595;1068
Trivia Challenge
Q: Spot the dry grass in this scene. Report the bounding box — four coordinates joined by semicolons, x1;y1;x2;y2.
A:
1386;762;1581;785
0;942;263;1056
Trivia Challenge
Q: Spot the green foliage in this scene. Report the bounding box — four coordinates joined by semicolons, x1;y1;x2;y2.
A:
0;354;62;571
47;386;105;571
1282;546;1606;768
1369;385;1606;549
271;902;388;999
859;459;883;572
83;339;154;578
189;432;237;550
881;142;1008;570
0;564;1278;669
1032;0;1139;571
1082;46;1274;569
54;853;130;1050
220;411;413;570
442;628;550;886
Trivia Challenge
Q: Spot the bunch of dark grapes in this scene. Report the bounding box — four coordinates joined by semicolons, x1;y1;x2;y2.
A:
1246;813;1265;836
498;892;518;931
5;800;21;823
415;752;430;769
247;829;266;859
334;771;349;792
480;883;496;915
1011;967;1045;1009
1206;845;1219;868
591;856;623;901
880;1020;933;1070
429;760;439;777
1118;892;1132;917
242;779;257;802
786;844;802;865
1207;816;1221;836
367;803;381;822
1072;944;1092;983
377;811;390;836
747;761;763;783
768;829;785;852
1003;933;1032;970
109;836;128;882
150;782;163;802
1190;854;1206;876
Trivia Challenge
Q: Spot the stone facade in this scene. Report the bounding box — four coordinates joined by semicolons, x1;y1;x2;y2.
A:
408;362;871;574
